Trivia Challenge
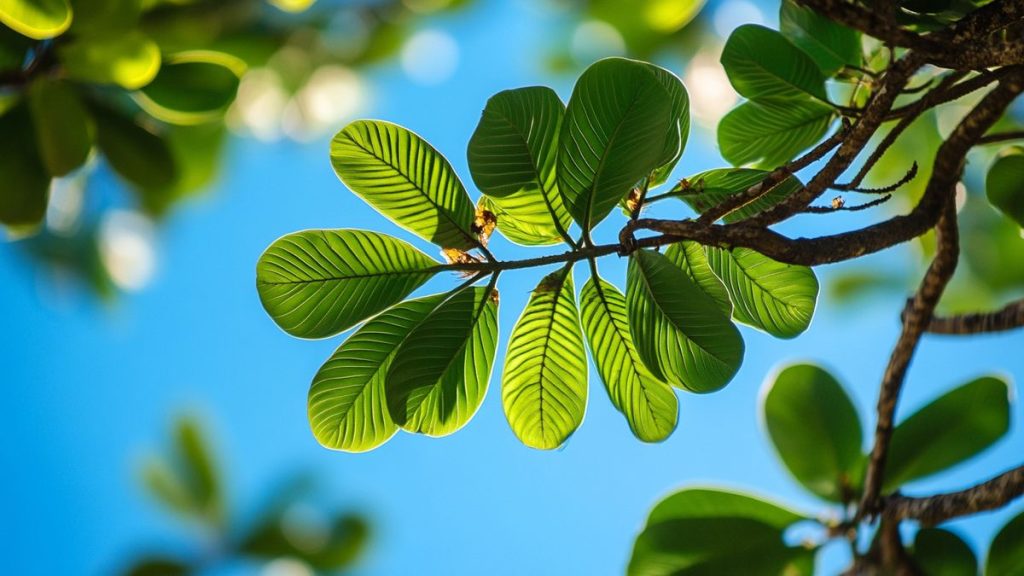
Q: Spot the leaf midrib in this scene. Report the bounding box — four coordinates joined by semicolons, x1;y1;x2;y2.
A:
342;130;479;249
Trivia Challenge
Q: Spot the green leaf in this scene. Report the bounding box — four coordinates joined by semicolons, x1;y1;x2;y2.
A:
627;249;744;393
986;147;1024;228
386;286;498;436
59;30;161;89
884;376;1011;491
645;487;807;529
0;0;71;39
763;364;863;502
720;24;828;102
256;229;439;339
242;511;368;570
559;57;676;231
580;275;677;443
626;487;811;573
0;102;50;228
28;79;92;176
664;242;731;316
780;0;861;76
675;168;803;223
987;509;1024;576
136;51;244;125
308;294;447;452
174;417;221;521
269;0;316;11
467;86;563;199
123;556;191;576
911;528;977;576
718;99;834;168
705;247;818;338
140;457;196;516
644;62;691;187
330;119;480;250
92;106;175;191
480;191;572;246
502;267;588;449
69;0;140;34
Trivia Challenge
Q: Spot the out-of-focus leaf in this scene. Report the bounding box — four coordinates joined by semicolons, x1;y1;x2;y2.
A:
986;147;1024;228
28;78;92;176
627;249;744;393
241;510;368;570
718;99;834;168
331;120;480;250
884;376;1011;491
256;229;439;339
961;198;1024;291
0;0;71;39
502;267;588;449
308;294;447;452
634;487;815;575
174;417;221;521
720;24;827;102
705;247;818;338
0;102;50;228
136;51;244;125
59;31;161;89
911;528;977;576
386;286;498;436
645;487;807;529
780;0;861;76
674;168;803;223
581;274;678;442
70;0;140;33
140;457;196;516
269;0;316;12
122;556;190;576
664;241;731;316
559;58;676;231
987;509;1024;576
141;122;226;215
92;106;175;190
764;363;863;502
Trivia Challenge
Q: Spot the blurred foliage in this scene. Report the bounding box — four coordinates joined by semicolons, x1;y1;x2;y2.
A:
630;364;1017;575
0;0;474;296
121;415;369;575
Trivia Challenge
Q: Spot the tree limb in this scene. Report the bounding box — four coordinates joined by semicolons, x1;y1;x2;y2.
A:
885;465;1024;526
921;299;1024;334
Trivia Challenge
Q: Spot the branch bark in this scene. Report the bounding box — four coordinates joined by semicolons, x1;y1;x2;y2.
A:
921;299;1024;334
885;465;1024;526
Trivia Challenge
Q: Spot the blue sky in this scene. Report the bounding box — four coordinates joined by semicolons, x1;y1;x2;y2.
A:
2;1;1022;574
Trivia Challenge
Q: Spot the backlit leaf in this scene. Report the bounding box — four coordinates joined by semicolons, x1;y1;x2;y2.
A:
718;99;834;168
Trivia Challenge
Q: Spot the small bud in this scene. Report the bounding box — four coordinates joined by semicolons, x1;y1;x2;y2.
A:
831;196;845;209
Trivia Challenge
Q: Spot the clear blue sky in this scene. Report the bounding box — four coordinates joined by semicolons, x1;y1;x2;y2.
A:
2;1;1021;574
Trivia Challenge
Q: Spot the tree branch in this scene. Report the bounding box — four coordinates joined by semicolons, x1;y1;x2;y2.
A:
920;299;1024;334
885;465;1024;526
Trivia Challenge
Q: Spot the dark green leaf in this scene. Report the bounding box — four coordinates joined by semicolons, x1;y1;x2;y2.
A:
122;556;190;576
0;103;49;228
627;249;744;393
911;528;977;576
559;58;676;230
137;51;244;125
987;509;1024;576
664;242;731;316
705;247;818;338
718;99;834;168
93;106;175;191
645;487;807;529
386;286;498;436
70;0;141;33
467;86;563;199
0;0;71;39
308;294;447;452
330;119;480;250
28;78;92;176
720;24;828;101
174;417;221;521
644;62;691;187
580;275;678;442
256;229;439;339
986;147;1024;228
884;376;1010;491
764;363;863;502
59;30;161;89
780;0;861;76
675;168;803;223
503;267;588;449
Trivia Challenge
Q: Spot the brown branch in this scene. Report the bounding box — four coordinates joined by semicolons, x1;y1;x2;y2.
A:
885;465;1024;526
804;195;891;213
979;130;1024;145
921;299;1024;334
858;200;961;520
